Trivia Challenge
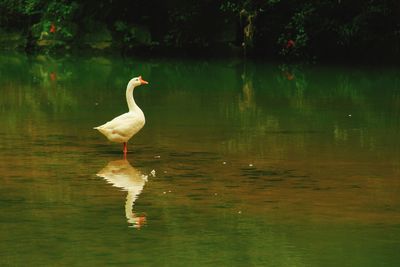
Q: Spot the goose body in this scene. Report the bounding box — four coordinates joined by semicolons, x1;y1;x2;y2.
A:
94;76;148;153
95;109;145;143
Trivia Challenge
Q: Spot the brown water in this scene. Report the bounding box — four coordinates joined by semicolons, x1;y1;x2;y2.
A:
0;53;399;266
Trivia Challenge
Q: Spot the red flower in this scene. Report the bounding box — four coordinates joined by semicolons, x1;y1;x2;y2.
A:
283;71;295;81
50;23;56;33
286;39;295;49
49;72;57;81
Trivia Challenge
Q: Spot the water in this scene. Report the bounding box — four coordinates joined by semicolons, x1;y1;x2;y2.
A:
0;53;399;266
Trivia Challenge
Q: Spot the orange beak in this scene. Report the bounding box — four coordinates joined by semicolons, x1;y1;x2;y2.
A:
139;76;149;85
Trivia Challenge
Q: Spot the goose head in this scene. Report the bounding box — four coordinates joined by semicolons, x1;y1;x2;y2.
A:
128;76;149;88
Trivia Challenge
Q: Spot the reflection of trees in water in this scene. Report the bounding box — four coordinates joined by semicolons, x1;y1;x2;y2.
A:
1;54;398;157
330;70;400;151
221;62;400;156
0;54;153;132
0;54;74;132
239;65;255;112
277;63;309;111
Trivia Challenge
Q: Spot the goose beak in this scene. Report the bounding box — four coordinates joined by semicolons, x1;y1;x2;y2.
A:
139;76;149;85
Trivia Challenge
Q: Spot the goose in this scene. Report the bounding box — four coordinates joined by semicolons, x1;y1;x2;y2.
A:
94;76;148;154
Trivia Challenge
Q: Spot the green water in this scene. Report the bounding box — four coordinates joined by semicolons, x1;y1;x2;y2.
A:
0;53;399;266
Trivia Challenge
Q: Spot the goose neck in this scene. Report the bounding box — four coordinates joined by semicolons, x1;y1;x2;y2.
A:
126;85;138;112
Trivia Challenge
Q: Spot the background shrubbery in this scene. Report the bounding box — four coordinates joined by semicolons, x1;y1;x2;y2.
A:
0;0;399;61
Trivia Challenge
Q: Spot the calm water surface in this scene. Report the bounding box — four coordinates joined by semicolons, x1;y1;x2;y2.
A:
0;53;399;266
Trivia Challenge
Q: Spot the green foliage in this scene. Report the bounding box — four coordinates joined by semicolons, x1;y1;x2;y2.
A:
0;0;25;27
114;21;152;49
220;1;241;14
0;0;399;59
336;2;388;45
164;2;208;48
22;0;42;15
41;1;78;41
278;4;315;58
220;0;281;14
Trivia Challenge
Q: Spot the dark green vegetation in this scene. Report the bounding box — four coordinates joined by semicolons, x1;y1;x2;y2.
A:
1;0;399;61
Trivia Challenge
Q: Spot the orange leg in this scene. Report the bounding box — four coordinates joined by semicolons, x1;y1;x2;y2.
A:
123;142;128;154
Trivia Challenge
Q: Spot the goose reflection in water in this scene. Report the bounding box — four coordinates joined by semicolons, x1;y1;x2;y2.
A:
97;159;150;229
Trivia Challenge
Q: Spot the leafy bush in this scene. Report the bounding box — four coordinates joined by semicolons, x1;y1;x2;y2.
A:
0;0;399;60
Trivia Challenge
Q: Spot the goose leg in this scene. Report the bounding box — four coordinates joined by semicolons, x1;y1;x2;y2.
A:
123;142;128;154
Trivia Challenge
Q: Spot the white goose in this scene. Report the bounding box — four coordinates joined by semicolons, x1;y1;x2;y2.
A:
94;76;149;154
